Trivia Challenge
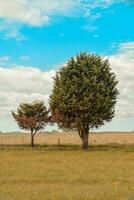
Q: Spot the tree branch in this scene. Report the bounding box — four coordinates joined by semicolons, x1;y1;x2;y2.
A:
78;128;83;139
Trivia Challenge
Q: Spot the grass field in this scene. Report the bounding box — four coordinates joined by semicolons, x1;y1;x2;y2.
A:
0;145;134;200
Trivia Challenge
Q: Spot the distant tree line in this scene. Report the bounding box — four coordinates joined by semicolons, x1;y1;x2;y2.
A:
12;52;119;150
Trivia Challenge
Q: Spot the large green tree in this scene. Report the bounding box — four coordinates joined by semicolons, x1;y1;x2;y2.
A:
49;53;119;150
12;101;51;147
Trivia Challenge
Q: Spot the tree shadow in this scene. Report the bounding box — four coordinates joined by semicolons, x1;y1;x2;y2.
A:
43;144;134;152
0;143;134;152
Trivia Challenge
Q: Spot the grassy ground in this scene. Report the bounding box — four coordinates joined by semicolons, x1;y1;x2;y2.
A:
0;145;134;200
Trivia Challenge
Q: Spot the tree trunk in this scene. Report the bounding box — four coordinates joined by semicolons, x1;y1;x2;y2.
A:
82;132;89;150
78;125;89;150
31;134;35;147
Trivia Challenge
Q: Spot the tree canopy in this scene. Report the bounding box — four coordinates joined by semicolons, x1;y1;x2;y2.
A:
49;52;119;149
12;101;51;147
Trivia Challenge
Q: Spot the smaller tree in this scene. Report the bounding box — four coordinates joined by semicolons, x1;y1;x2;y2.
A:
12;101;51;147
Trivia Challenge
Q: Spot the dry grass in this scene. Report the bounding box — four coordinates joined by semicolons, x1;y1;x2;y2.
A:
0;145;134;200
0;132;134;146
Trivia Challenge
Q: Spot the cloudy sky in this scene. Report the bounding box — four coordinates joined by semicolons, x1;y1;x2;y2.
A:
0;0;134;132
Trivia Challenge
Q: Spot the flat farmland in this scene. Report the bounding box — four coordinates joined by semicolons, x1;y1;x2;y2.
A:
0;132;134;146
0;145;134;200
0;133;134;200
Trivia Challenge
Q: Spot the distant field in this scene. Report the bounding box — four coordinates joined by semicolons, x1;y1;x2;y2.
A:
0;132;134;146
0;145;134;200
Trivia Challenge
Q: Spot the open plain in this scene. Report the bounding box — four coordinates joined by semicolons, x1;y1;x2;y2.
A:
0;144;134;200
0;132;134;200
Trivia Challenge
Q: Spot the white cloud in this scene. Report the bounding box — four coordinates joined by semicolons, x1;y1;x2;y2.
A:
0;56;10;63
0;0;122;27
0;19;27;41
0;65;56;131
5;29;28;41
108;41;134;118
0;66;55;121
0;56;10;66
0;0;80;26
0;66;55;94
0;0;48;26
20;55;30;60
0;0;123;41
119;42;134;51
0;0;81;41
83;24;98;32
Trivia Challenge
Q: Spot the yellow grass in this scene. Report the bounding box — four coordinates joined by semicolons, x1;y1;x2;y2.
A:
0;145;134;200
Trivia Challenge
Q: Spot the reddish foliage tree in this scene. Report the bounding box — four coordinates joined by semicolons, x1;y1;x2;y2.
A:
12;101;51;147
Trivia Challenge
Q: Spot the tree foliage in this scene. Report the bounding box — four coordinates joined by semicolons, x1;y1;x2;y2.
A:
49;53;119;149
12;101;51;146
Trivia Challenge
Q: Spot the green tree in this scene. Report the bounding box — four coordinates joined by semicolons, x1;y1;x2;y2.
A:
12;101;51;147
49;53;119;150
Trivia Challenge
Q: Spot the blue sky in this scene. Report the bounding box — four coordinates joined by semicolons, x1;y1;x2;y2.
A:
0;1;133;68
0;0;134;132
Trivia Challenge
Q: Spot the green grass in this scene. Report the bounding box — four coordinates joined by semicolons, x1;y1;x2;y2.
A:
0;145;134;200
